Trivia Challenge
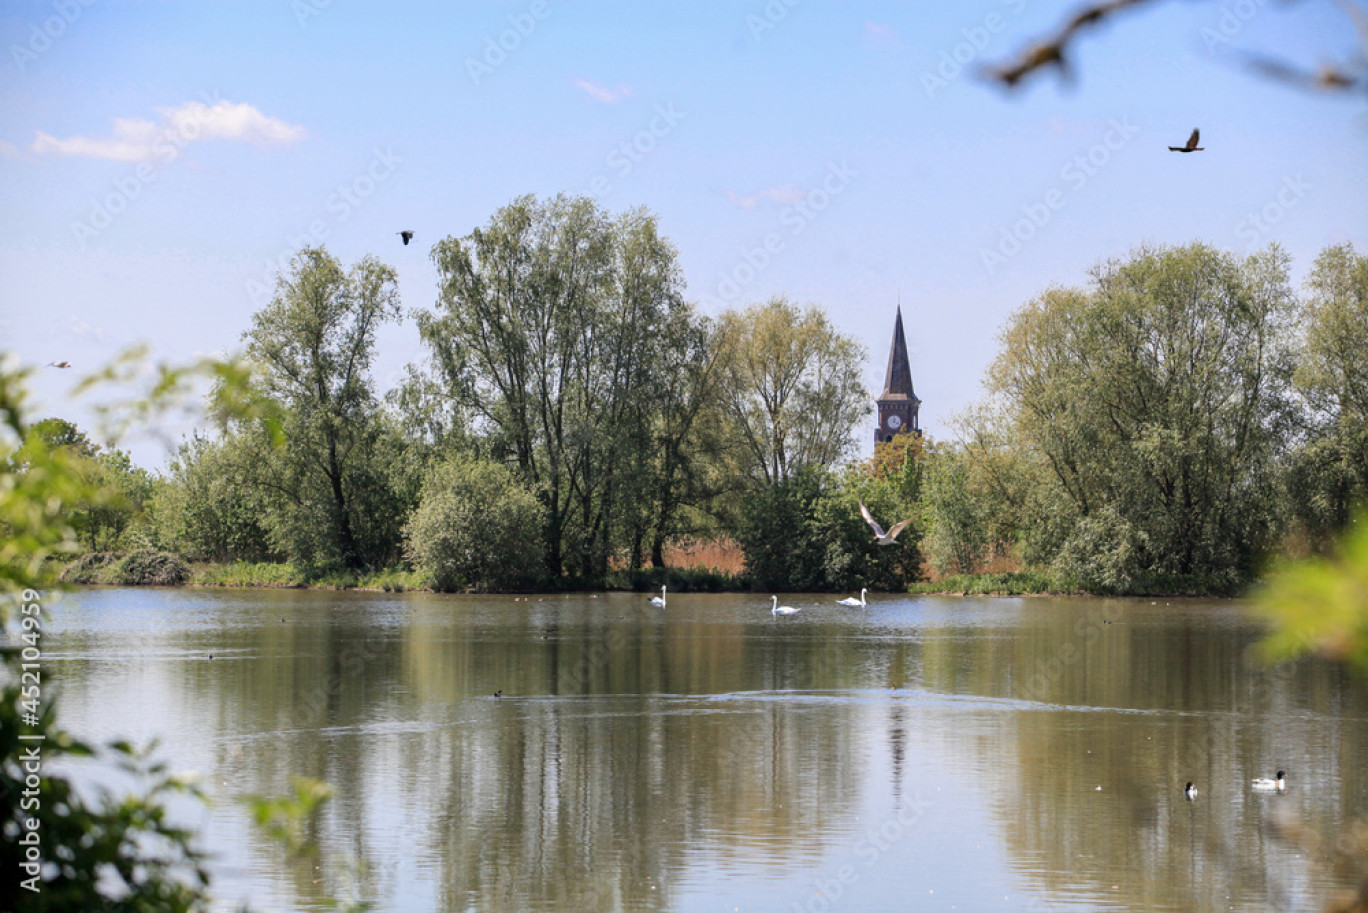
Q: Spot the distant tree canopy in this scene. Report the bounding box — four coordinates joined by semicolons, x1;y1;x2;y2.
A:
715;296;870;487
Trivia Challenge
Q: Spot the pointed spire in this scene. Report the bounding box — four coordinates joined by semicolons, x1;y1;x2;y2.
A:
881;305;917;399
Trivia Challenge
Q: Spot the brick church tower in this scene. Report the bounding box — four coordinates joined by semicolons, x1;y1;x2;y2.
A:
875;305;921;445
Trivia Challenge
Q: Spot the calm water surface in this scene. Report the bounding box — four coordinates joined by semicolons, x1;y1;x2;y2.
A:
45;588;1368;912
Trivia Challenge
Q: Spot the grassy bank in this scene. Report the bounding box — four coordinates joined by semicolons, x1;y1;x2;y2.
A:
908;571;1246;597
55;554;746;593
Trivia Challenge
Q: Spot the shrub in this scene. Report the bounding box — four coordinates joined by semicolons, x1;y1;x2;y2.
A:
59;551;120;584
114;549;191;586
405;456;546;591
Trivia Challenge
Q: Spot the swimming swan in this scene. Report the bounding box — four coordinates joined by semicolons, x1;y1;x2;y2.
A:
771;596;800;615
650;585;666;607
837;588;868;607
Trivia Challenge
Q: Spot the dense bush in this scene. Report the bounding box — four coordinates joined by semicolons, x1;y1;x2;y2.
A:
115;549;191;586
738;465;920;592
58;551;119;584
404;456;546;591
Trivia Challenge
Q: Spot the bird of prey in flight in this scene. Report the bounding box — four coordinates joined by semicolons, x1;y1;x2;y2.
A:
1168;128;1204;152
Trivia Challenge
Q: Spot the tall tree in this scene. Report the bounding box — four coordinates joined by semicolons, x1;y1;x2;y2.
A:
1287;243;1368;540
716;296;870;488
419;195;694;580
988;242;1297;582
243;246;402;570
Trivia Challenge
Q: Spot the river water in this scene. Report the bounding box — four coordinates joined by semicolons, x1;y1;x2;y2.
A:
44;588;1368;912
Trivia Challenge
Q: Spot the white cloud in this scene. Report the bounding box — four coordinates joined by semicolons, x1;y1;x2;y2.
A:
31;100;307;162
724;184;805;210
572;78;633;104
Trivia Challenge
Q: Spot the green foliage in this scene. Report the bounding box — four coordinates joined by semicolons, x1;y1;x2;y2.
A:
603;565;742;592
738;464;919;591
58;550;120;584
813;470;919;591
113;549;191;586
3;356;216;911
241;246;405;573
405;455;546;591
921;445;989;576
190;561;302;587
716;296;870;487
986;242;1297;582
1255;511;1368;669
421;195;711;582
737;466;831;591
0;705;212;912
152;433;280;563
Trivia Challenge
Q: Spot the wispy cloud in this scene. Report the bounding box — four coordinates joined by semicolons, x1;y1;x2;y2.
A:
572;78;633;104
864;20;898;44
724;184;805;210
31;100;307;162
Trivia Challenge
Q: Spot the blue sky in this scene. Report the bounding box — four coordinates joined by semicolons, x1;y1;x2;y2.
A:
2;0;1365;468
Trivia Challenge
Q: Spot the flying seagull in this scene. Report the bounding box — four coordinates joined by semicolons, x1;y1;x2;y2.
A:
46;361;71;368
398;230;414;246
860;501;912;546
1168;128;1204;153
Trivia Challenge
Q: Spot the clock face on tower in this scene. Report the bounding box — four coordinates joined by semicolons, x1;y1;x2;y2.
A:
887;414;902;430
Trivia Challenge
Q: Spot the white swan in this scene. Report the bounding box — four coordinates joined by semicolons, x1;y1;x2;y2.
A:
860;501;912;546
649;585;666;607
771;595;800;615
1251;770;1286;792
837;588;868;607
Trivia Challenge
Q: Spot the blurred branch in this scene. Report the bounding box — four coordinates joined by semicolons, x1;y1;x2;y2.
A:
983;0;1368;98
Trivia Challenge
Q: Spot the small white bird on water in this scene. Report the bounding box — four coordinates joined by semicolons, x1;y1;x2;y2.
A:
860;502;912;546
649;585;666;607
1184;782;1198;801
1252;770;1286;792
771;596;799;615
837;588;867;607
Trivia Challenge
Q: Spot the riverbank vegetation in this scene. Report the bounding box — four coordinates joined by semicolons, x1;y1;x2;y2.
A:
13;201;1368;597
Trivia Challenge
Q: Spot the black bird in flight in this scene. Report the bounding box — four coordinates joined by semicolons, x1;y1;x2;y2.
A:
1169;128;1204;153
398;230;414;246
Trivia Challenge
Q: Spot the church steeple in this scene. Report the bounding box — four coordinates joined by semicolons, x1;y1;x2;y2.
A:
882;305;916;399
875;305;920;445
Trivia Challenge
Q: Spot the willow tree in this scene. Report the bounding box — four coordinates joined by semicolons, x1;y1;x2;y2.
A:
716;296;869;488
419;195;699;580
1287;242;1368;541
989;242;1297;583
242;246;403;571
